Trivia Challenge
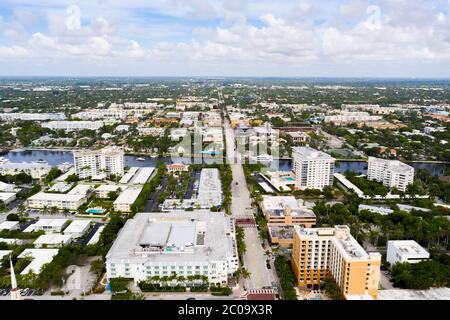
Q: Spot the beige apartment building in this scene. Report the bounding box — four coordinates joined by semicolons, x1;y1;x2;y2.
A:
292;225;381;299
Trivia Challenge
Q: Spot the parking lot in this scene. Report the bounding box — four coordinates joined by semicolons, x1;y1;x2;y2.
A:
0;288;42;298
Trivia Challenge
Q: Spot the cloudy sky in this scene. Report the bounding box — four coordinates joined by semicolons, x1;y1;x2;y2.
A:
0;0;449;77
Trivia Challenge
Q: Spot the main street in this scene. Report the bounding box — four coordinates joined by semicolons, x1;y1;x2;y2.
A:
224;117;275;290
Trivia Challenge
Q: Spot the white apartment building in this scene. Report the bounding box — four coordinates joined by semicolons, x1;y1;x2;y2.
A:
27;184;92;211
73;146;125;179
113;186;143;212
0;113;66;121
386;240;430;266
197;168;222;208
73;109;126;121
0;162;51;179
42;121;104;131
292;146;335;191
27;219;69;233
63;220;91;239
367;157;414;192
106;211;239;286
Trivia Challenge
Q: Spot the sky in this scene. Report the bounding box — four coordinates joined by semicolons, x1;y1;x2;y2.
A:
0;0;449;77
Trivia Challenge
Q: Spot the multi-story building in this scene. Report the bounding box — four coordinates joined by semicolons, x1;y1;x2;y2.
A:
292;146;335;191
0;113;66;121
113;186;143;212
0;162;51;179
73;109;126;121
260;196;316;227
27;184;92;211
73;147;124;179
386;240;430;266
292;225;381;299
42;121;104;131
367;157;414;192
105;211;239;286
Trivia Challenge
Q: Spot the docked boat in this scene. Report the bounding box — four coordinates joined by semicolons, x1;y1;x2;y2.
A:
136;157;146;161
35;159;48;164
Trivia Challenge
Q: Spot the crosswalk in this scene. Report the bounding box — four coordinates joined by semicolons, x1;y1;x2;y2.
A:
240;289;276;300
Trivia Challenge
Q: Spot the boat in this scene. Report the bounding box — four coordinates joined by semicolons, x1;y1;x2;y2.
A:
136;157;146;161
35;159;48;164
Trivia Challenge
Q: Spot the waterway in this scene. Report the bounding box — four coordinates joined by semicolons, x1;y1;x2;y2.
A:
2;149;448;176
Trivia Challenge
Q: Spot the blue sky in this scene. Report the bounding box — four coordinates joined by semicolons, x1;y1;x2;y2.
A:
0;0;449;77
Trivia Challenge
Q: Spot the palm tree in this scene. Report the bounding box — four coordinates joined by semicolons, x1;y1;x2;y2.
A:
241;268;251;279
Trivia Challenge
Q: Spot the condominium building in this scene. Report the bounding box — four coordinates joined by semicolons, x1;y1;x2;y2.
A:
0;113;66;121
106;211;239;286
42;120;104;131
27;184;92;211
0;162;51;179
367;157;414;192
292;225;381;299
113;186;143;212
292;146;335;191
73;146;125;179
324;112;382;125
196;168;222;208
260;196;316;227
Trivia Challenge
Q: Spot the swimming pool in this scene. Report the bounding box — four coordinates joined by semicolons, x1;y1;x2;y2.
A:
86;208;106;214
283;177;295;182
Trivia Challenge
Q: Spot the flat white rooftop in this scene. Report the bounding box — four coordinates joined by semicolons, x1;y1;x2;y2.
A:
18;248;59;275
0;221;19;231
262;195;315;217
106;211;235;264
388;240;429;256
63;220;91;234
292;146;335;161
34;234;72;246
130;167;155;184
197;168;222;207
378;288;450;300
114;186;143;205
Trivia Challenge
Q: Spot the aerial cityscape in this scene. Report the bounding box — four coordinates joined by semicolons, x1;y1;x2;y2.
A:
0;0;449;306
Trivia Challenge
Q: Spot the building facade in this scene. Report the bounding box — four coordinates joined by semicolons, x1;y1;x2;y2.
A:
292;225;381;299
106;211;239;286
367;157;414;192
292;146;335;191
73;146;124;179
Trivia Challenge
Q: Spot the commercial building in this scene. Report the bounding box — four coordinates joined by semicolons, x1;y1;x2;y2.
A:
105;211;239;286
287;132;310;144
167;163;189;173
196;168;222;208
324;112;382;125
113;186;143;212
292;147;335;191
63;220;91;238
292;225;381;299
42;120;104;131
260;196;316;227
74;146;125;179
367;157;414;192
27;184;91;211
386;240;430;266
268;225;294;247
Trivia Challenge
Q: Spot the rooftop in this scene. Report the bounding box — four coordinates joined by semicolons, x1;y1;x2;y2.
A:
292;146;335;161
106;211;236;264
17;249;59;275
388;240;429;256
261;196;315;218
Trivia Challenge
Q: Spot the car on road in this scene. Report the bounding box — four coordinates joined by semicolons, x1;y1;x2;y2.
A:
186;297;196;300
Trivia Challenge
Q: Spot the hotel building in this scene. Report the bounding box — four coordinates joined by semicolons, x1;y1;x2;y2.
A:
367;157;414;192
292;225;381;299
292;146;335;191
